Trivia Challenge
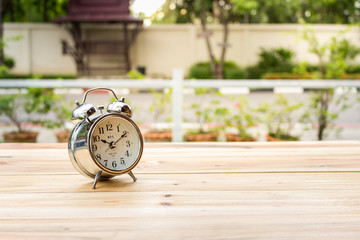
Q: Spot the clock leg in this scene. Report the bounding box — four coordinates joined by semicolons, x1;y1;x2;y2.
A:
92;170;102;189
128;171;137;182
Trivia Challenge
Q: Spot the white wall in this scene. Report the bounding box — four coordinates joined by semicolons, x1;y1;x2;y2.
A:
4;23;360;77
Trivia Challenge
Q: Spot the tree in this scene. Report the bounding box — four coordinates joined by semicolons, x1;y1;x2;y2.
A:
0;0;12;66
2;0;68;23
154;0;360;24
172;0;233;79
0;0;5;65
299;21;357;140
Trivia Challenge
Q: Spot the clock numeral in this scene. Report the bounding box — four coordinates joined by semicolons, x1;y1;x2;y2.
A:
126;140;131;147
93;135;100;142
99;127;104;134
92;144;97;151
96;154;101;161
125;150;130;157
104;160;108;167
106;124;113;131
112;161;117;168
122;131;128;138
120;157;125;165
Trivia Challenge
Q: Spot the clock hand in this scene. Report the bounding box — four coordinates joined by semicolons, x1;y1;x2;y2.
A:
101;139;112;145
105;131;127;152
113;131;128;146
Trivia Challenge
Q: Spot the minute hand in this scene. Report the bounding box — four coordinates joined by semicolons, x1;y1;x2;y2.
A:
113;131;128;146
105;131;127;152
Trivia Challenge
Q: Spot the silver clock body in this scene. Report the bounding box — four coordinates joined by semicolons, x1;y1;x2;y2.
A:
68;112;144;181
67;87;143;188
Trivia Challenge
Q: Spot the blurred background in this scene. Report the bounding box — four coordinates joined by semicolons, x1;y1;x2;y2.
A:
0;0;360;143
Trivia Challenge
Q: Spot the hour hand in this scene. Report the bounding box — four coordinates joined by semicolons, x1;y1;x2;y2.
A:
101;139;112;145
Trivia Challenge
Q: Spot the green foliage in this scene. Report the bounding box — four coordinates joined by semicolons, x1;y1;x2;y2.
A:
0;94;23;132
299;22;360;79
3;56;15;69
346;64;360;74
188;61;246;79
258;47;294;68
187;88;226;134
297;22;353;140
246;47;295;79
149;89;172;123
0;87;70;133
225;96;256;139
190;102;212;133
40;95;72;130
156;0;360;24
0;65;9;76
335;38;360;60
188;62;213;79
223;61;247;79
25;88;57;114
0;35;22;76
257;94;303;140
302;90;350;140
231;0;258;14
3;0;68;23
24;88;72;130
127;70;145;80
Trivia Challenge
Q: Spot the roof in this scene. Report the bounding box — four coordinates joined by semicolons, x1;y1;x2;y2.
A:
52;0;143;24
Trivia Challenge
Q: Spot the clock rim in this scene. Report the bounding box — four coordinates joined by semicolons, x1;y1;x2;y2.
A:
87;112;144;175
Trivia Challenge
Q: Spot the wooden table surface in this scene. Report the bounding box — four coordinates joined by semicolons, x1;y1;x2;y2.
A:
1;141;360;240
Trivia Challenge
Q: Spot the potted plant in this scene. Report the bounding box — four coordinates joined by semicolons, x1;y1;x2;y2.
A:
184;101;219;142
40;99;73;143
0;88;61;143
184;89;226;142
257;94;303;141
225;97;257;142
0;94;39;142
53;103;72;142
26;88;70;142
143;89;173;142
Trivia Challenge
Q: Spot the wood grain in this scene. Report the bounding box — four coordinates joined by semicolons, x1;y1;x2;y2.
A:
1;142;360;240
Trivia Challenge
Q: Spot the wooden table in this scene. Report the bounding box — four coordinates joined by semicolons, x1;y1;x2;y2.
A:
1;142;360;239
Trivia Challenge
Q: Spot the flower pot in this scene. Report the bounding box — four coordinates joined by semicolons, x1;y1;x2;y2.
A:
266;134;299;142
143;131;172;142
225;133;256;142
55;131;71;143
3;131;38;143
184;132;219;142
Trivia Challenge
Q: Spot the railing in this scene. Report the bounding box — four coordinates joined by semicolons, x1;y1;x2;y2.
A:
1;69;360;142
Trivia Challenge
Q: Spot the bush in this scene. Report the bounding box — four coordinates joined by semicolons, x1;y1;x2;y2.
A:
127;70;145;79
223;61;246;79
258;47;294;67
188;62;213;79
246;47;295;79
346;64;360;74
4;56;15;69
188;61;246;79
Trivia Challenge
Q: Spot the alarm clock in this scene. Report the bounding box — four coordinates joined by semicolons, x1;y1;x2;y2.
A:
68;87;144;189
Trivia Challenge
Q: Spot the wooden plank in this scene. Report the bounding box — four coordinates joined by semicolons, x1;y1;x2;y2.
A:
1;232;360;240
1;172;360;193
1;142;360;175
1;189;360;239
2;190;360;216
1;142;360;240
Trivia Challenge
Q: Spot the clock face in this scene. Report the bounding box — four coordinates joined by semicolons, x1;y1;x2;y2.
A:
89;114;143;173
